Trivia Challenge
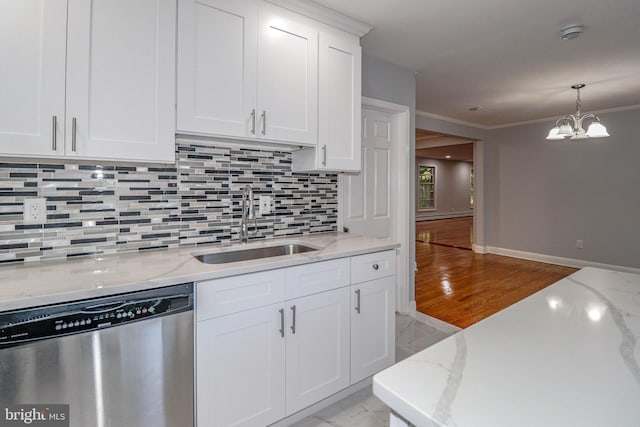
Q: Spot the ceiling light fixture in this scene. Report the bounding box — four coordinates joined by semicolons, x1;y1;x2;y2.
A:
546;84;609;140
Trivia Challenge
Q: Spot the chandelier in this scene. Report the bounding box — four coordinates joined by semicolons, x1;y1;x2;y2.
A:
546;84;609;140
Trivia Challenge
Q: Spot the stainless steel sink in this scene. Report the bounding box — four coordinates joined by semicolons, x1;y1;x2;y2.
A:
193;243;319;264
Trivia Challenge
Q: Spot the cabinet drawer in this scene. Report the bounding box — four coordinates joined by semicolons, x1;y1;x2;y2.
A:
197;269;286;321
351;250;396;284
285;258;350;300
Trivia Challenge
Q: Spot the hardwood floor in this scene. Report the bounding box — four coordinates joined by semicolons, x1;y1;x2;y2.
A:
416;217;473;249
415;218;577;328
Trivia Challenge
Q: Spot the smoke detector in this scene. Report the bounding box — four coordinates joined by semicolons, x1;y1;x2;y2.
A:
561;25;583;40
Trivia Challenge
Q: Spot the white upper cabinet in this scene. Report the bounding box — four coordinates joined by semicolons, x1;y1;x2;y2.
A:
256;6;318;145
0;0;67;157
177;0;365;159
291;32;362;172
0;0;176;163
177;0;257;138
66;0;176;163
177;0;318;146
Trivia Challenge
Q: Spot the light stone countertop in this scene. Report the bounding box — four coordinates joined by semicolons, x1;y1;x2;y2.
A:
0;232;399;312
373;267;640;427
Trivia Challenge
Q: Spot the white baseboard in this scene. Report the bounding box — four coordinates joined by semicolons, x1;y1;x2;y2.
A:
472;244;488;254
486;246;640;274
408;299;417;313
416;212;473;222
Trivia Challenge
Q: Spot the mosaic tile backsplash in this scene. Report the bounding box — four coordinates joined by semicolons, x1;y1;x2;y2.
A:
0;142;338;263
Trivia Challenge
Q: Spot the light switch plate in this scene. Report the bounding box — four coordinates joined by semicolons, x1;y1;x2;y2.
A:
23;198;47;225
259;196;272;214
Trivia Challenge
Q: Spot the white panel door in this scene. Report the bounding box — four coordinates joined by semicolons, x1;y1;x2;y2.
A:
257;6;317;145
66;0;176;163
197;304;286;427
342;108;394;238
0;0;66;157
351;276;396;383
318;33;361;171
285;287;350;415
177;0;257;138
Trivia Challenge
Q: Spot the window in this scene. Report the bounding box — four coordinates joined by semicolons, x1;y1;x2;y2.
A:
418;165;435;210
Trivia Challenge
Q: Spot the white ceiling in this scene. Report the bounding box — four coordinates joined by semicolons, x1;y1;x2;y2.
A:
312;0;640;126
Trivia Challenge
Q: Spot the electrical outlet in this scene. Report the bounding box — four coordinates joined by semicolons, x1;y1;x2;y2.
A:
23;198;47;225
259;196;272;214
576;240;584;249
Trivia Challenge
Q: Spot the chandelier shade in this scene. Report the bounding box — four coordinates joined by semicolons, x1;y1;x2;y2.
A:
546;84;609;141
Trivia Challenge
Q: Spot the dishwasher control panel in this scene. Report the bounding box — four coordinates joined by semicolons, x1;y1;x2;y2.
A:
0;283;193;347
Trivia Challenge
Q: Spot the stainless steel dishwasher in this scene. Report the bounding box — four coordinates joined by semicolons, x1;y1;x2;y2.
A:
0;283;194;427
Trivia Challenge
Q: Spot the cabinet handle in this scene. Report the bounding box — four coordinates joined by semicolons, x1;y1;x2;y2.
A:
51;116;57;151
278;308;285;338
71;117;77;152
290;305;296;334
250;109;256;135
261;110;266;135
373;263;379;270
322;145;327;166
355;289;361;314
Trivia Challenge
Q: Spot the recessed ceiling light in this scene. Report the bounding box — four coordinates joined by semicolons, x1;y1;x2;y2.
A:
445;155;451;159
561;25;583;40
468;106;482;111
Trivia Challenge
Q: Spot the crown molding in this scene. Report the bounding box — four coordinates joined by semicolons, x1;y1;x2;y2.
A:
417;104;640;131
265;0;373;37
486;103;640;129
416;110;489;130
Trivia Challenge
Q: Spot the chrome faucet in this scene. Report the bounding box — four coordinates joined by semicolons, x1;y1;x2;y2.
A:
240;184;257;243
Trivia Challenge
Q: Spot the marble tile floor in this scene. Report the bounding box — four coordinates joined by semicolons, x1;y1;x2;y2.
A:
292;314;453;427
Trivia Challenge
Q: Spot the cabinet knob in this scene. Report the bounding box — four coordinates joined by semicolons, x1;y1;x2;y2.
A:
372;264;379;270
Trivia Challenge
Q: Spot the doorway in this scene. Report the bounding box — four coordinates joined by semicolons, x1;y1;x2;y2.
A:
339;97;411;313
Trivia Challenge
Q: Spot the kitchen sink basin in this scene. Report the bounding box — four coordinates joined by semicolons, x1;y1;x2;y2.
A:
193;243;319;264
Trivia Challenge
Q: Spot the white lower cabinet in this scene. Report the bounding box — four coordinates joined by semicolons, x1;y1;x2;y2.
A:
350;276;396;384
196;252;396;427
285;287;350;415
196;303;286;427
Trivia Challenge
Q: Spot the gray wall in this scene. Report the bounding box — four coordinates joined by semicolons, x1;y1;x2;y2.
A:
416;158;473;220
484;107;640;269
361;54;417;296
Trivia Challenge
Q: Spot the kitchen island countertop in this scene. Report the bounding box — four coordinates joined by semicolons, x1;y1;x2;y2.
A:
0;232;398;312
373;267;640;427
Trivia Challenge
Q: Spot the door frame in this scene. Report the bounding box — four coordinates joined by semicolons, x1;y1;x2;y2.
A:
338;96;412;314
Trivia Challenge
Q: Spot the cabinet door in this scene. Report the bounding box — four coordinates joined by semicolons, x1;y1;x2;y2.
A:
0;0;66;157
197;304;286;427
285;287;350;415
66;0;176;163
257;6;317;146
177;0;257;138
351;276;396;384
318;33;361;171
